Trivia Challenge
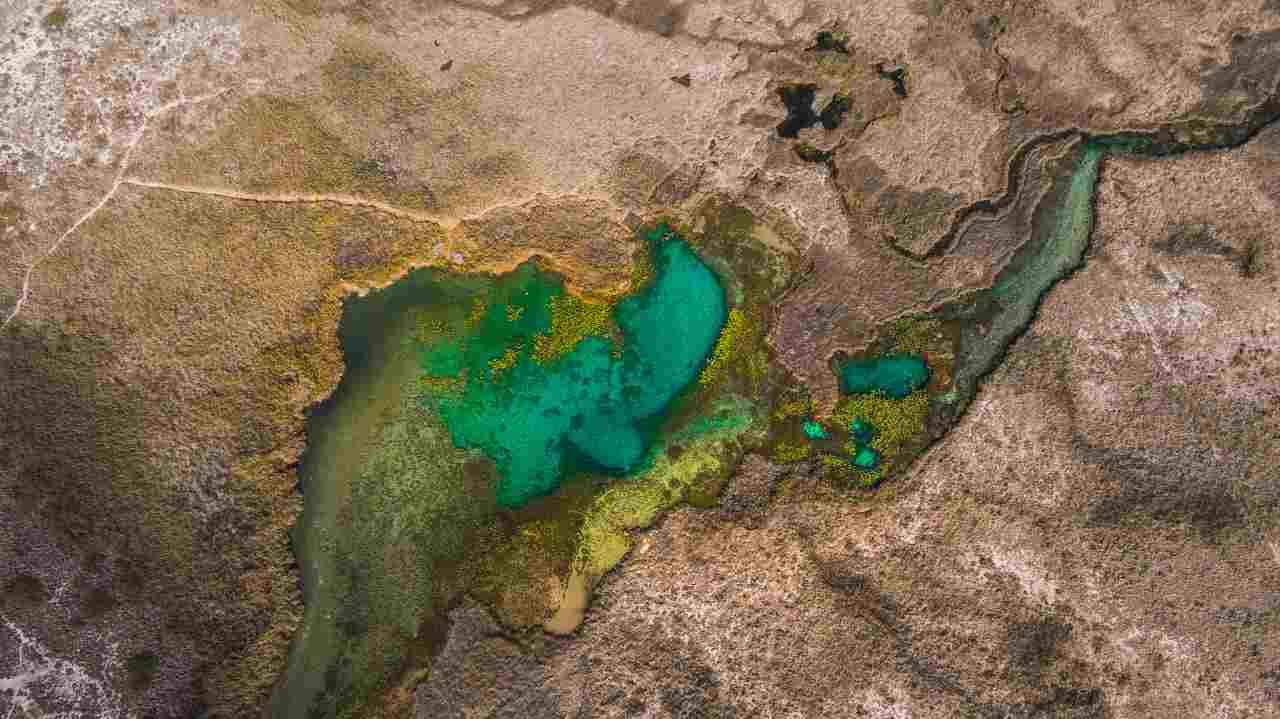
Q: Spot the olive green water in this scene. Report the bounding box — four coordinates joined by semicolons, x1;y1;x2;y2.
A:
272;268;496;719
274;227;727;718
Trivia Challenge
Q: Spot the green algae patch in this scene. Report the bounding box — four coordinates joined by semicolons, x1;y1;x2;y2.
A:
417;227;728;509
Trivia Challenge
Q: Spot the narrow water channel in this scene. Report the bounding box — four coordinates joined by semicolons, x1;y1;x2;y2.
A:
938;140;1105;418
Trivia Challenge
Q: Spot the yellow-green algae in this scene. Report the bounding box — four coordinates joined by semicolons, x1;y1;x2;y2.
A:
532;293;615;364
574;396;761;577
699;308;749;386
773;442;812;462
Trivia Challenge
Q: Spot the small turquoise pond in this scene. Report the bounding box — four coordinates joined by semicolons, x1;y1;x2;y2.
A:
419;227;727;509
837;353;930;398
802;420;829;439
852;445;880;470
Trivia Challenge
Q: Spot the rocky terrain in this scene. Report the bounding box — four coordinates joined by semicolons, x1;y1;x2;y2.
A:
1;0;1277;717
420;128;1280;717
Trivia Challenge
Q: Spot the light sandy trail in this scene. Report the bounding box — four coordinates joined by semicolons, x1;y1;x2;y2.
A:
115;181;603;234
108;183;634;295
117;179;455;226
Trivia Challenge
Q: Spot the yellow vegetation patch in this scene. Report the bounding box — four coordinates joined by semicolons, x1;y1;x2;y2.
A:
773;442;811;462
573;401;761;580
532;293;613;364
412;315;448;344
628;241;655;293
698;307;767;393
849;467;883;489
821;454;852;472
830;390;929;475
487;344;521;375
893;317;943;354
418;375;462;395
699;308;744;386
773;397;815;422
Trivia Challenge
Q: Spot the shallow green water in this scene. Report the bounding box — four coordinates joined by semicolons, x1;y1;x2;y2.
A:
837;353;930;398
802;419;828;439
421;228;727;508
272;265;498;719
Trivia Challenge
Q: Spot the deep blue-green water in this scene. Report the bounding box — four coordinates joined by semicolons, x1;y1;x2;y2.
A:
837;353;930;398
419;227;727;508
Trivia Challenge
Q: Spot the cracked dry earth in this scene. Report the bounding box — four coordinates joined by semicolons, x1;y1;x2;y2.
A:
1;0;1279;718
